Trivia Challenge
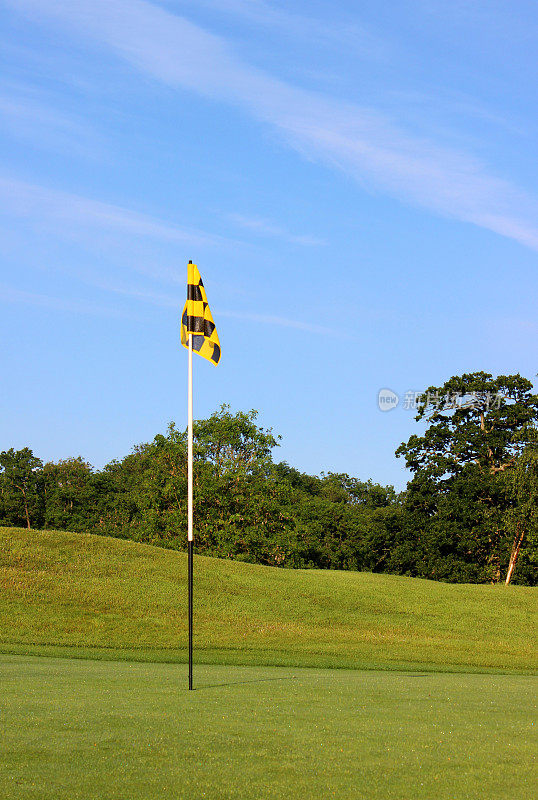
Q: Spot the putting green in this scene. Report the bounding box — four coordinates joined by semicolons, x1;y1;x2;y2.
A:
1;655;535;799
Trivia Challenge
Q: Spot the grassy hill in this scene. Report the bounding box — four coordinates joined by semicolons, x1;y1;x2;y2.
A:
0;527;536;672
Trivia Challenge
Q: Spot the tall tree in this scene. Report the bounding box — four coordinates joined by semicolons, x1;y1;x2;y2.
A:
397;373;538;480
43;457;94;531
192;406;295;564
396;372;538;582
194;405;279;478
0;448;43;529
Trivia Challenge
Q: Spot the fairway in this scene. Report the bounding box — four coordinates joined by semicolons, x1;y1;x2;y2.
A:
1;654;536;800
1;528;536;673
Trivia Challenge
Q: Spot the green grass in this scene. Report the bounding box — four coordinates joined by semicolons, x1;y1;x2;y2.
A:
1;527;536;672
1;655;536;800
1;529;536;798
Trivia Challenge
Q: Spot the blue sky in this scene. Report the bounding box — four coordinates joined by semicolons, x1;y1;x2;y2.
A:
0;0;536;489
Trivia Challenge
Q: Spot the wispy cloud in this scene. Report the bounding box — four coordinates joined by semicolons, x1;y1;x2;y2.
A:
0;176;227;247
227;213;325;246
67;270;332;334
0;89;101;156
6;0;538;251
0;176;330;330
0;282;132;318
217;309;332;335
181;0;388;58
69;272;180;308
0;272;330;335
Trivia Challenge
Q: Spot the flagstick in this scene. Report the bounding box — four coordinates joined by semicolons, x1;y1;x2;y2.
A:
187;331;194;690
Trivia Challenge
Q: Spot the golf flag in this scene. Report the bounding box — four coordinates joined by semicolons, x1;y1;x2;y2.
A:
182;261;220;690
180;262;221;365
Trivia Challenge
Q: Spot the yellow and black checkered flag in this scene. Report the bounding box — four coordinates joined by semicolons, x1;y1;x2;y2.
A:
181;261;221;365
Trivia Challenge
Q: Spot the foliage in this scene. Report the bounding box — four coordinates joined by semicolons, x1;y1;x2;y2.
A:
502;442;538;584
43;458;95;532
93;423;188;545
396;372;538;480
0;447;43;529
1;375;537;584
396;372;538;583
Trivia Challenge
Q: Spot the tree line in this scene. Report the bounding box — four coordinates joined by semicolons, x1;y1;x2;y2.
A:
1;372;536;585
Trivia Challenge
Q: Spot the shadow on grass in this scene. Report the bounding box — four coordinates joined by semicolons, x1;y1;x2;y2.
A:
195;672;432;690
195;675;299;691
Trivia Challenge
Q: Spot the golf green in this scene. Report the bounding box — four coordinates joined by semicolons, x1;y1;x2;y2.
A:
1;655;535;799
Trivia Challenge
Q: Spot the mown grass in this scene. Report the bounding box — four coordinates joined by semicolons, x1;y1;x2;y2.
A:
1;655;536;800
1;527;536;672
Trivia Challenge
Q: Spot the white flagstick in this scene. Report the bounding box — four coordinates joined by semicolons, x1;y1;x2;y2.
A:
188;332;193;541
187;331;194;690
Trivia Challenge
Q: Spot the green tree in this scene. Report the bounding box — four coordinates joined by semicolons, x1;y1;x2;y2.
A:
93;423;188;545
194;405;279;478
502;444;538;584
91;406;296;565
192;407;296;565
43;457;95;531
0;448;43;529
272;463;323;497
396;372;538;582
319;473;398;507
397;373;537;480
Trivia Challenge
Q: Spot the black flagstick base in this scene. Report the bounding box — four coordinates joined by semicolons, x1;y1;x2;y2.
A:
188;540;194;690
